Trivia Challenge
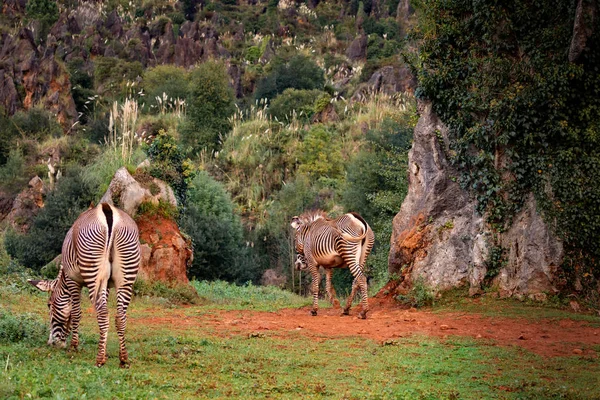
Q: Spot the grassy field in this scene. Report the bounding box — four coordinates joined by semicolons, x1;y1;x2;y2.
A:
1;275;600;399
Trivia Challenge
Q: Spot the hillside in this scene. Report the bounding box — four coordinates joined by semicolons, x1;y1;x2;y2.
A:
0;0;417;294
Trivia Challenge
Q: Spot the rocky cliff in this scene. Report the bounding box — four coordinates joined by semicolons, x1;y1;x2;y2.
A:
388;101;564;299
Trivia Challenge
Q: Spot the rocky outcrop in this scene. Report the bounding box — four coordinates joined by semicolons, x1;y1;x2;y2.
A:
5;176;46;233
99;167;177;217
0;27;77;128
352;65;416;101
137;214;192;285
346;34;367;61
101;166;191;286
388;101;563;299
569;0;597;62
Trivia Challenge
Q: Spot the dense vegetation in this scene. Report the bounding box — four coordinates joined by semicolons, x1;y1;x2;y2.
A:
0;0;415;294
413;0;600;300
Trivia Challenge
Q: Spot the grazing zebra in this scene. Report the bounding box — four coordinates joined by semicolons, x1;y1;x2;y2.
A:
29;203;141;368
291;210;374;318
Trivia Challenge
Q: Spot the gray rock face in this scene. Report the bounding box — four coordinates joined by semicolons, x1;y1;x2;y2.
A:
99;167;177;216
351;65;416;101
388;101;563;298
569;0;596;63
496;194;563;296
346;34;367;61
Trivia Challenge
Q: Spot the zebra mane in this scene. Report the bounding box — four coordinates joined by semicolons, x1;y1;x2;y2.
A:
298;209;328;224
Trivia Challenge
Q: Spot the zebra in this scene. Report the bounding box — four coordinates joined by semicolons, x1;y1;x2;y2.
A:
29;203;141;368
291;210;374;318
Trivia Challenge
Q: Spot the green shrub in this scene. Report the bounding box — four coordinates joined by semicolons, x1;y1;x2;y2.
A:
8;107;62;142
5;170;96;271
142;65;189;113
67;58;95;119
146;131;196;206
180;61;236;153
180;171;260;283
0;148;28;195
396;278;435;308
342;118;413;286
0;309;47;344
298;125;344;180
268;89;326;123
133;279;199;305
254;54;325;102
94;57;144;99
25;0;59;43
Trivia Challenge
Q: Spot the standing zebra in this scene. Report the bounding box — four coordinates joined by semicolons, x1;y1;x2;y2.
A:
291;210;374;318
29;203;141;368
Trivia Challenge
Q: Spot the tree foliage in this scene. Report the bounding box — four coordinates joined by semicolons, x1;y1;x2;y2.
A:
255;55;325;102
180;171;259;283
180;61;236;153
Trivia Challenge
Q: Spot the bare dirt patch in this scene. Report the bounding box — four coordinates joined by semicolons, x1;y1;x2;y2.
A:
135;298;600;358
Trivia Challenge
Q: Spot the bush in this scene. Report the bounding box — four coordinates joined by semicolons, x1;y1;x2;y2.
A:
67;58;95;119
142;65;189;113
180;61;236;153
298;125;344;180
0;149;28;195
396;278;435;308
0;309;47;344
94;57;144;99
268;89;327;123
133;279;199;305
180;171;260;283
5;170;97;271
254;54;325;102
146;131;196;206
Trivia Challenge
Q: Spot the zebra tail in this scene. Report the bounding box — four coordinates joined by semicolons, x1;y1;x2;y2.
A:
91;204;114;307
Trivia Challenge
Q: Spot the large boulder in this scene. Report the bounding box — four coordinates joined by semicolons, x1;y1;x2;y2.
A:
100;167;191;286
137;213;192;285
388;101;563;298
99;166;177;217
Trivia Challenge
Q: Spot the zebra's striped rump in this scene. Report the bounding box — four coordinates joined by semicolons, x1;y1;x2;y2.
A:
29;203;140;367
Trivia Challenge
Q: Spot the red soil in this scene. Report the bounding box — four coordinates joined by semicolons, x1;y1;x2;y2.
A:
134;297;600;358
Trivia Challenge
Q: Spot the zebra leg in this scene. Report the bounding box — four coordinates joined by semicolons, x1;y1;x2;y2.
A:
90;287;110;367
310;266;320;316
356;274;369;319
324;269;340;308
115;283;134;368
67;281;83;351
343;278;360;315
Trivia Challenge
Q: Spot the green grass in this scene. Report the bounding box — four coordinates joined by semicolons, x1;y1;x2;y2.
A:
434;288;600;325
191;280;316;311
2;277;600;399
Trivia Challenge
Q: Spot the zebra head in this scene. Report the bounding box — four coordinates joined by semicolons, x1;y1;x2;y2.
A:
295;253;308;270
28;277;72;348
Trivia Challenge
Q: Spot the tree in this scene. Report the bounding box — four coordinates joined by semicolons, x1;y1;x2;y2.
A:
180;61;236;153
180;171;260;283
255;55;325;102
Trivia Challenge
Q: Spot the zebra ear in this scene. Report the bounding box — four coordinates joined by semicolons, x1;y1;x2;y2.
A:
28;279;56;292
291;216;301;230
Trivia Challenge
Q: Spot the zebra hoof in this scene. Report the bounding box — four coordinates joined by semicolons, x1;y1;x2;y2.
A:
120;361;130;369
95;361;106;368
358;311;368;319
310;310;318;316
342;309;350;316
